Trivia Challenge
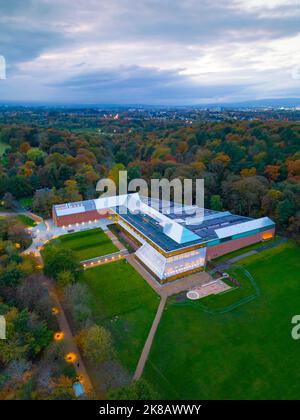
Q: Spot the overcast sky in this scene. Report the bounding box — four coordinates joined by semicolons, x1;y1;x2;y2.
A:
1;0;300;105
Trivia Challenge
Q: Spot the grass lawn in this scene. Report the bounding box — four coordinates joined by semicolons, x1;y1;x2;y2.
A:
19;196;33;209
17;214;37;227
212;235;280;264
144;241;300;399
84;260;160;372
46;228;118;261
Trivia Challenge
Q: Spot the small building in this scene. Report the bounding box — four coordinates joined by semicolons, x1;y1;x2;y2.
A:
52;199;112;227
52;193;275;283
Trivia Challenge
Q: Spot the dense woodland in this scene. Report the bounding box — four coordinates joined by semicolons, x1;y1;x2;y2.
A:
0;119;299;241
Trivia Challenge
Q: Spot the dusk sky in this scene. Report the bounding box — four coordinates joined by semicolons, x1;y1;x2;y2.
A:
1;0;300;105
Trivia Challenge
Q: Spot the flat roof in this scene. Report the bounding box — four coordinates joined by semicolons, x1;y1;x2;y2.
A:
53;194;275;253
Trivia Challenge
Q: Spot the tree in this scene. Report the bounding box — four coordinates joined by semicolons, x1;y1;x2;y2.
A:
2;192;15;210
108;163;126;189
240;167;257;177
264;165;281;181
276;198;296;225
0;267;22;287
48;375;75;400
210;195;222;211
32;188;62;218
26;147;47;164
56;271;74;288
16;274;52;319
287;212;300;243
8;176;33;198
43;246;82;282
7;217;32;250
77;325;114;365
64;179;82;202
108;379;158;400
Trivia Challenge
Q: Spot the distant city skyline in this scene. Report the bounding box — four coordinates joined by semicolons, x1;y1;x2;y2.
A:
1;0;300;105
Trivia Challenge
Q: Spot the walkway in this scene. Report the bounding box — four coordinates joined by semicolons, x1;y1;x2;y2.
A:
133;295;167;381
41;277;95;398
104;229;127;252
82;249;129;269
0;210;43;224
125;254;212;298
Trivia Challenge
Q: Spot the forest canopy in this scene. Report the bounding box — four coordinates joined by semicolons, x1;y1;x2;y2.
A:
0;120;299;241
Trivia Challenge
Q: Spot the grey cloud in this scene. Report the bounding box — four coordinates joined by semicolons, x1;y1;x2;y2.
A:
1;0;300;103
51;65;250;104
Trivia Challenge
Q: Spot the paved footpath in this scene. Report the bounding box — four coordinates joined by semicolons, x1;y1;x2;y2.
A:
104;229;127;252
42;277;95;398
133;295;167;381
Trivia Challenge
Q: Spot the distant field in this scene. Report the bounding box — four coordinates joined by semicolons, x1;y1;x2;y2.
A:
84;260;159;372
144;241;300;399
17;214;37;227
46;228;118;261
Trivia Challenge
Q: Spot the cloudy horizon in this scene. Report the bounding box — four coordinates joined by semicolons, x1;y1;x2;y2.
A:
1;0;300;105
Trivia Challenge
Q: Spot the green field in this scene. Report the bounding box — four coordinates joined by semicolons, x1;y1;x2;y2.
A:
84;260;160;372
144;241;300;399
17;214;37;227
46;228;118;261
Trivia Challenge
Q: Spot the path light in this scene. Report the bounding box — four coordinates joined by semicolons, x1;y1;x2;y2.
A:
52;307;60;315
15;243;21;249
54;331;64;341
65;352;77;363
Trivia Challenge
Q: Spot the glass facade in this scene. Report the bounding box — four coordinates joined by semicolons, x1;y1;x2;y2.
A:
135;242;206;280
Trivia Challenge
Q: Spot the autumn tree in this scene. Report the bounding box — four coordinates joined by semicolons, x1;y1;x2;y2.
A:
77;325;114;365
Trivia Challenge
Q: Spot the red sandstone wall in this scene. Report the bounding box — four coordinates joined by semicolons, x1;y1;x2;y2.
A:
206;228;275;260
53;209;113;227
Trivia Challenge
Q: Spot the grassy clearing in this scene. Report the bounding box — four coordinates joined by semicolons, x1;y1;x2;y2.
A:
45;228;118;261
19;197;33;209
144;241;300;399
17;214;37;227
84;260;160;373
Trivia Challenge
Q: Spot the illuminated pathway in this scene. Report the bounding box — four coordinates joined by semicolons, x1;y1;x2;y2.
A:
41;277;95;398
81;249;129;269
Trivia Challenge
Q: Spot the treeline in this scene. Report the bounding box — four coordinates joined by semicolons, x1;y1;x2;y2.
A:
0;120;299;240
